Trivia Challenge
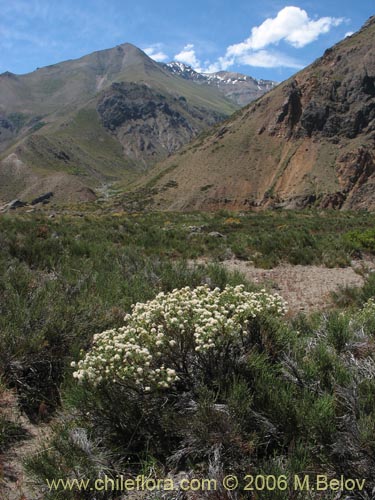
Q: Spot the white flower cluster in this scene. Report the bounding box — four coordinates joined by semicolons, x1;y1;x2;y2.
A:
72;285;287;391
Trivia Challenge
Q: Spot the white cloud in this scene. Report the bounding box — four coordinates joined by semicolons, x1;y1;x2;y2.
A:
345;31;354;38
204;50;302;72
174;44;202;72
227;7;343;56
204;58;231;73
202;6;343;73
238;50;303;69
144;45;169;62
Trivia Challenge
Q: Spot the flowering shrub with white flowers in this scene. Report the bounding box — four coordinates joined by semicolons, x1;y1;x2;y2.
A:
72;285;287;391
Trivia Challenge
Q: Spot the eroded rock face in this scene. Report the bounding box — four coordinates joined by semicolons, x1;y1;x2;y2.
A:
97;83;189;130
300;101;329;136
261;16;375;147
270;70;375;142
269;81;303;138
97;82;225;168
335;147;375;208
276;81;302;131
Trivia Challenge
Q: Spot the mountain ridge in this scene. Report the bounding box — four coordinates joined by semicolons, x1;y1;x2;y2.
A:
161;61;277;106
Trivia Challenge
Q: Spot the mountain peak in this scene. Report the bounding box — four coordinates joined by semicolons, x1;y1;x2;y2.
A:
167;61;196;72
76;41;156;71
0;71;17;79
108;42;150;58
164;62;204;81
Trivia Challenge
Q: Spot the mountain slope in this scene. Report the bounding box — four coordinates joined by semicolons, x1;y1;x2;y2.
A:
0;43;237;204
139;17;375;211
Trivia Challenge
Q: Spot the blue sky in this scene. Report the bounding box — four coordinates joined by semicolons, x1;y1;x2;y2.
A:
0;0;373;81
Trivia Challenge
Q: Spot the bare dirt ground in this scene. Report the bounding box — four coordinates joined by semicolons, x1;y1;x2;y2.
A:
221;259;375;313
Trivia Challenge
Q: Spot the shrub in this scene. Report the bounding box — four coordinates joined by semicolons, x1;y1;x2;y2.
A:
344;228;375;253
72;285;287;393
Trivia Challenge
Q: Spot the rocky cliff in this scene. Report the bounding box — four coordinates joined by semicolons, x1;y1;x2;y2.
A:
97;82;224;168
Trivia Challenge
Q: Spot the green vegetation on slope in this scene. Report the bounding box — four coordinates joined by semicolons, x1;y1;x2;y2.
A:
20;108;137;181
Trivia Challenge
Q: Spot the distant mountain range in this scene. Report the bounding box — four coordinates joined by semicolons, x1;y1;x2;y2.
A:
0;44;274;205
137;16;375;211
162;62;276;106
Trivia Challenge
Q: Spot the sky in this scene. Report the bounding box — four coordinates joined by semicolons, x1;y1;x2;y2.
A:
0;0;373;81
